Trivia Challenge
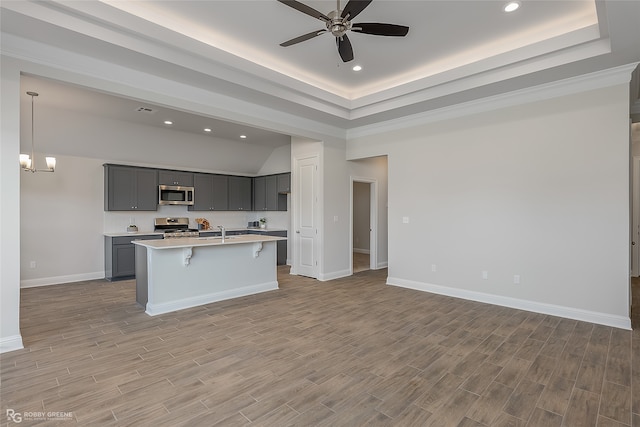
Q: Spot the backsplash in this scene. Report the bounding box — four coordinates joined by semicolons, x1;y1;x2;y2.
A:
103;204;290;233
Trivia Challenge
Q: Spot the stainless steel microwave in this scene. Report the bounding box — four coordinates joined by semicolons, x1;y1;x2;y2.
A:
158;185;194;206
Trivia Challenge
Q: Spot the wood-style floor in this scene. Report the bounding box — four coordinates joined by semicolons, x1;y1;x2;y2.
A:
353;252;370;273
1;269;639;426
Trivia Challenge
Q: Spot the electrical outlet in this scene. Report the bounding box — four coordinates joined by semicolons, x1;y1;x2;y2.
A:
30;261;36;269
514;275;521;284
482;271;488;280
402;216;409;224
431;264;437;272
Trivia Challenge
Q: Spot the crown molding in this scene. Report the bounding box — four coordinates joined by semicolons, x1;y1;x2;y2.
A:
347;62;639;140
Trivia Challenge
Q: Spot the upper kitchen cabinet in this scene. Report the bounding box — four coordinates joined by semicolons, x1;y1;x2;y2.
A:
104;164;158;211
228;176;252;210
189;173;229;211
158;170;194;187
277;173;291;194
254;175;279;211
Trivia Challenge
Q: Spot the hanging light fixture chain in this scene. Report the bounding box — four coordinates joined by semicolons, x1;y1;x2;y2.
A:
28;91;38;171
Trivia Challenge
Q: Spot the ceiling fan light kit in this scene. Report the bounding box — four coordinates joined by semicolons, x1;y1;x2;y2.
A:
277;0;409;63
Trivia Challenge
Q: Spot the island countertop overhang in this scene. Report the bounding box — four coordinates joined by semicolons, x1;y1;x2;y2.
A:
132;233;285;250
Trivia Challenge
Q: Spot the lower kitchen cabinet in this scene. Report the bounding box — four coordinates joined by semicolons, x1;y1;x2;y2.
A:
105;234;162;280
248;230;287;265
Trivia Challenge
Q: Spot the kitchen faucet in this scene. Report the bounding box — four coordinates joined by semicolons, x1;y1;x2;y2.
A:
217;225;226;242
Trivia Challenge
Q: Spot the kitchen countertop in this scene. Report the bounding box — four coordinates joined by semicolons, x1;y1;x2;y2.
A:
104;231;164;237
104;227;286;237
132;233;286;250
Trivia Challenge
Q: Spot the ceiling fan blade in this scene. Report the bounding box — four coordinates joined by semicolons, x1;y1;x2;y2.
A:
280;29;327;47
340;0;372;20
336;34;354;62
277;0;330;22
351;23;409;37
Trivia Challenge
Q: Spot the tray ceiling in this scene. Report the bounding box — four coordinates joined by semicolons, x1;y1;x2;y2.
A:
2;0;639;132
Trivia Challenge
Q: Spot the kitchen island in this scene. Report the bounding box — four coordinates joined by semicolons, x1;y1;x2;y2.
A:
133;234;285;315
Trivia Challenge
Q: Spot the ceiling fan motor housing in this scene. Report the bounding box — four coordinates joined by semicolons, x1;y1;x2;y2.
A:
327;10;351;37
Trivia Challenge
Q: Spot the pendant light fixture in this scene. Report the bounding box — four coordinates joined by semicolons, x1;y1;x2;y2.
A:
19;91;56;173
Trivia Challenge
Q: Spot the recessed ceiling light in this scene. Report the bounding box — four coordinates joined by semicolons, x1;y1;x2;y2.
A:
164;120;173;125
352;65;362;72
240;135;247;139
504;1;520;12
204;128;212;132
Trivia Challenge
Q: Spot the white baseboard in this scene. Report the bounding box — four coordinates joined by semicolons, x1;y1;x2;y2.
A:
0;335;24;354
353;248;370;254
21;271;105;288
375;261;388;269
319;269;352;281
387;276;631;330
145;281;278;316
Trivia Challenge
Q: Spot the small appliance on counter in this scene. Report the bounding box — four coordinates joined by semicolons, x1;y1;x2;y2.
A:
126;224;138;233
196;218;211;230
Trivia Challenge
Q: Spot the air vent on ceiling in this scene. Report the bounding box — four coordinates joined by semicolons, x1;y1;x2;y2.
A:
135;106;157;114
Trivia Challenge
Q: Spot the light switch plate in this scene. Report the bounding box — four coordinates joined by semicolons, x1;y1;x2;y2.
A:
402;216;409;224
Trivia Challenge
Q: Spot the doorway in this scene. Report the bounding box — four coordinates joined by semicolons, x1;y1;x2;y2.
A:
632;156;640;277
351;178;377;274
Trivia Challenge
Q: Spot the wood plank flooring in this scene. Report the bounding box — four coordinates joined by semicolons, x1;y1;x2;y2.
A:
353;252;370;273
1;269;639;426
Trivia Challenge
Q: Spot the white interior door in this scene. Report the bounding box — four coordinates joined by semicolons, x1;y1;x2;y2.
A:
295;155;319;278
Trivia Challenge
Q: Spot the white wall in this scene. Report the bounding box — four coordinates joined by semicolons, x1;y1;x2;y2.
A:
258;145;292;175
20;155;105;286
349;84;631;328
322;142;351;280
0;57;24;352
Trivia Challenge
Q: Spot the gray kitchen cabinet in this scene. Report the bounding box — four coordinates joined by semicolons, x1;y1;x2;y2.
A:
105;234;162;280
190;173;228;211
228;176;252;210
104;164;158;211
158;170;194;186
247;230;287;265
266;175;278;210
253;176;267;211
253;175;279;211
277;173;291;193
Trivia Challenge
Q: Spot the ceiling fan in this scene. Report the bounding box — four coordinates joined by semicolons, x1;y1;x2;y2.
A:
277;0;409;63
